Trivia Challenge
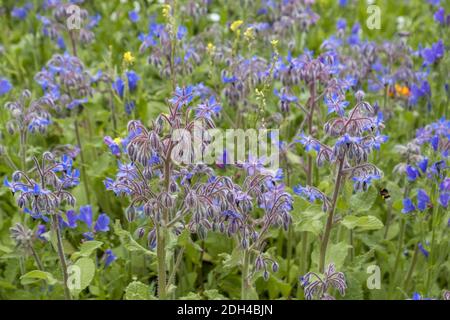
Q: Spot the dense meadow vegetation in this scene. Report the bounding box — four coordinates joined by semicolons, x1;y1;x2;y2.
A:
0;0;449;300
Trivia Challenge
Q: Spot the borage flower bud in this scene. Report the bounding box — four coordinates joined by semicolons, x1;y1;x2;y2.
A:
160;192;174;208
147;228;157;249
136;227;145;239
255;255;264;270
126;206;136;222
272;262;279;272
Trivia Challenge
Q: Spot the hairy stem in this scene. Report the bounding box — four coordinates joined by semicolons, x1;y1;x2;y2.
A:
404;243;419;292
241;249;251;300
319;157;345;273
74;119;91;203
51;214;71;300
28;242;44;271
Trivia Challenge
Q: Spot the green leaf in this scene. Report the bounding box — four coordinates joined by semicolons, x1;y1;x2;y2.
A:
350;190;377;212
292;204;325;236
124;280;152;300
71;257;96;294
203;289;228;300
113;220;155;257
341;215;384;231
71;241;103;260
311;242;351;270
20;270;57;286
218;247;241;270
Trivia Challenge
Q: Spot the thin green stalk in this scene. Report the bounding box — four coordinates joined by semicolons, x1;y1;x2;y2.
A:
241;249;251;300
20;130;27;172
29;243;44;271
51;214;71;300
74;118;91;203
425;203;440;295
156;224;167;299
404;243;419;292
319;157;345;273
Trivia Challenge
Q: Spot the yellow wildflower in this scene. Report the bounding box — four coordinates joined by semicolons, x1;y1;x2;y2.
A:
207;42;215;55
243;27;254;41
123;51;135;65
162;4;171;19
113;137;122;145
230;20;244;32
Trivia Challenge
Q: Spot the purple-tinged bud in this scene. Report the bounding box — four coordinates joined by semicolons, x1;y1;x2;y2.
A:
226;192;235;203
136;227;145;239
197;225;207;240
170;181;178;193
355;90;365;102
263;270;270;281
255;256;264;270
7;122;16;135
272;262;279;272
147;228;157;249
12;171;21;182
126;206;136;222
185;191;197;208
144;202;154;217
160;192;174;208
149;131;161;152
241;237;248;249
18;197;26;208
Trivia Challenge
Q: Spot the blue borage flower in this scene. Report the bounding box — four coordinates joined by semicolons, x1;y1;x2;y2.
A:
324;92;349;116
60;205;111;240
402;198;415;214
420;40;445;66
195;96;222;120
0;77;13;96
295;133;321;152
36;224;47;241
113;71;140;98
104;249;117;267
294;184;331;211
169;86;194;108
418;242;430;258
402;189;432;214
274;88;298;112
406;165;420;181
11;6;30;20
128;10;139;23
352;173;381;192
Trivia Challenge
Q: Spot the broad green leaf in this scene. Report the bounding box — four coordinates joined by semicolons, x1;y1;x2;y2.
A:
71;241;103;260
203;289;228;300
20;270;57;286
350;190;377;212
341;215;384;231
71;257;96;294
124;280;152;300
311;241;351;271
113;220;155;257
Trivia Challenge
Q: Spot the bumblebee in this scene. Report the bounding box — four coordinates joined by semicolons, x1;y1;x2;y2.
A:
379;188;391;200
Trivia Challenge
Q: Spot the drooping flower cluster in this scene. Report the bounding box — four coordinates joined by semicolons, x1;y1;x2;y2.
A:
296;94;386;197
300;263;347;300
37;0;100;51
35;53;93;111
4;90;57;135
4;152;79;219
